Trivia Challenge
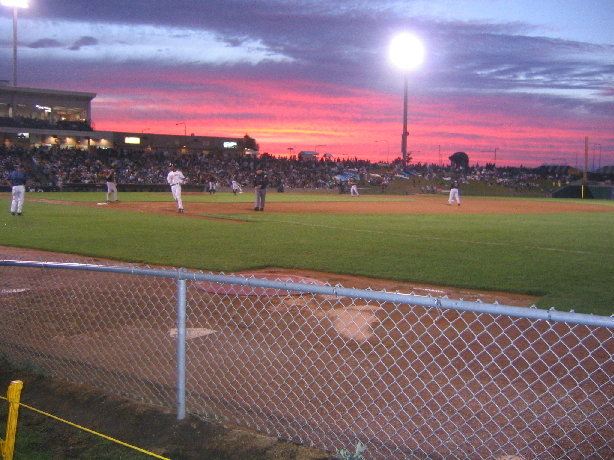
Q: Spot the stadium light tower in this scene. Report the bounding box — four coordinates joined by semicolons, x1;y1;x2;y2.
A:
176;122;187;151
175;121;186;136
389;32;424;168
592;143;601;170
1;0;29;86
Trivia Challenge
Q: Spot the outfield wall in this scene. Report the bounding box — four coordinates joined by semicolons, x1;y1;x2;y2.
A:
553;184;614;199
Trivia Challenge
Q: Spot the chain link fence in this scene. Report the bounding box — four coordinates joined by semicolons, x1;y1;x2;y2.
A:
1;253;612;459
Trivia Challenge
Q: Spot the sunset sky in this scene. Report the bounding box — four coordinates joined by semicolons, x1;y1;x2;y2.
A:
1;0;613;167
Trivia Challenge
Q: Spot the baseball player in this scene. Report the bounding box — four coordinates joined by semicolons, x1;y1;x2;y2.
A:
448;180;461;206
104;168;118;202
207;176;217;195
8;163;27;216
349;178;359;197
231;179;243;195
167;164;186;213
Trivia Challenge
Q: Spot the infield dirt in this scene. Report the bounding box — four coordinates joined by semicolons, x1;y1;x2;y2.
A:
81;194;613;218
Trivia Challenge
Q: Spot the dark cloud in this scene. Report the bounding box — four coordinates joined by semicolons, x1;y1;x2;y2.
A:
27;38;63;49
18;0;613;162
69;36;98;51
26;1;611;95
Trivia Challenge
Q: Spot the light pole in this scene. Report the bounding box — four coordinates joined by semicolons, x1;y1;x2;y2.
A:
599;144;602;169
389;32;424;168
175;122;186;137
374;140;390;163
176;122;186;153
481;147;498;166
1;0;28;86
593;143;601;170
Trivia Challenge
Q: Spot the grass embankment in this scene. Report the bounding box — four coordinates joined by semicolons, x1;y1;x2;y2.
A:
1;193;612;315
369;174;557;197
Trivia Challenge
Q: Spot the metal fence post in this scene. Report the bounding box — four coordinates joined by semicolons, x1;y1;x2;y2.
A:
176;274;187;421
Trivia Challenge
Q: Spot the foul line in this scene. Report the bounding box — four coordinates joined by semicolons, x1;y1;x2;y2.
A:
249;216;611;258
0;395;171;459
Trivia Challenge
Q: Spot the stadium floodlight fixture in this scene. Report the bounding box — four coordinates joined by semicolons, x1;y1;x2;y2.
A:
389;32;424;71
1;0;29;7
2;0;29;86
389;32;424;167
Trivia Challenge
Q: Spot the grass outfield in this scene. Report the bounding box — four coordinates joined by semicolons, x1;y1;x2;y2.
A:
1;192;613;316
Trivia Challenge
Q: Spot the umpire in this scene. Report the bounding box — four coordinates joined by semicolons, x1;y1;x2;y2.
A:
253;169;268;211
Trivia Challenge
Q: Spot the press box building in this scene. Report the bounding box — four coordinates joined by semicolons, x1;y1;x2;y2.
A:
0;83;246;154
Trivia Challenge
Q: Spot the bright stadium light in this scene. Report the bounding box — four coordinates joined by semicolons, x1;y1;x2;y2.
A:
389;32;424;167
389;33;424;71
1;0;29;6
1;0;29;86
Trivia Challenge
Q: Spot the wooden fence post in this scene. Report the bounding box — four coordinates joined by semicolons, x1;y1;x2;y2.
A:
1;380;23;460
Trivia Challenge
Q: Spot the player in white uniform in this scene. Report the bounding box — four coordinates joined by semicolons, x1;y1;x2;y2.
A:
349;179;359;196
167;165;186;213
231;180;243;194
448;181;461;206
104;169;118;202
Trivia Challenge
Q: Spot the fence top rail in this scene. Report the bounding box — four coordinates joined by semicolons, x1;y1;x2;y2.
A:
2;259;613;328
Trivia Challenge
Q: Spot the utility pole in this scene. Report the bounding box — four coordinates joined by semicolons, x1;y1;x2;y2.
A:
582;136;588;198
176;122;187;153
593;143;602;170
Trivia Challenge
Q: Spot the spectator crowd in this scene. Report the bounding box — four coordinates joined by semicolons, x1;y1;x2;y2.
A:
0;117;92;133
407;162;560;193
1;145;583;193
1;145;375;192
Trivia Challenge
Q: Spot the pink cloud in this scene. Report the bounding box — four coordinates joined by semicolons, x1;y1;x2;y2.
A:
89;71;613;167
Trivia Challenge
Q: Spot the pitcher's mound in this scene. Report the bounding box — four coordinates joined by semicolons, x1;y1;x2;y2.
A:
196;272;326;296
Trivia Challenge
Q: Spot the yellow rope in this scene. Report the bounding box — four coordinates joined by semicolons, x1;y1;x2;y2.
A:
1;395;172;460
